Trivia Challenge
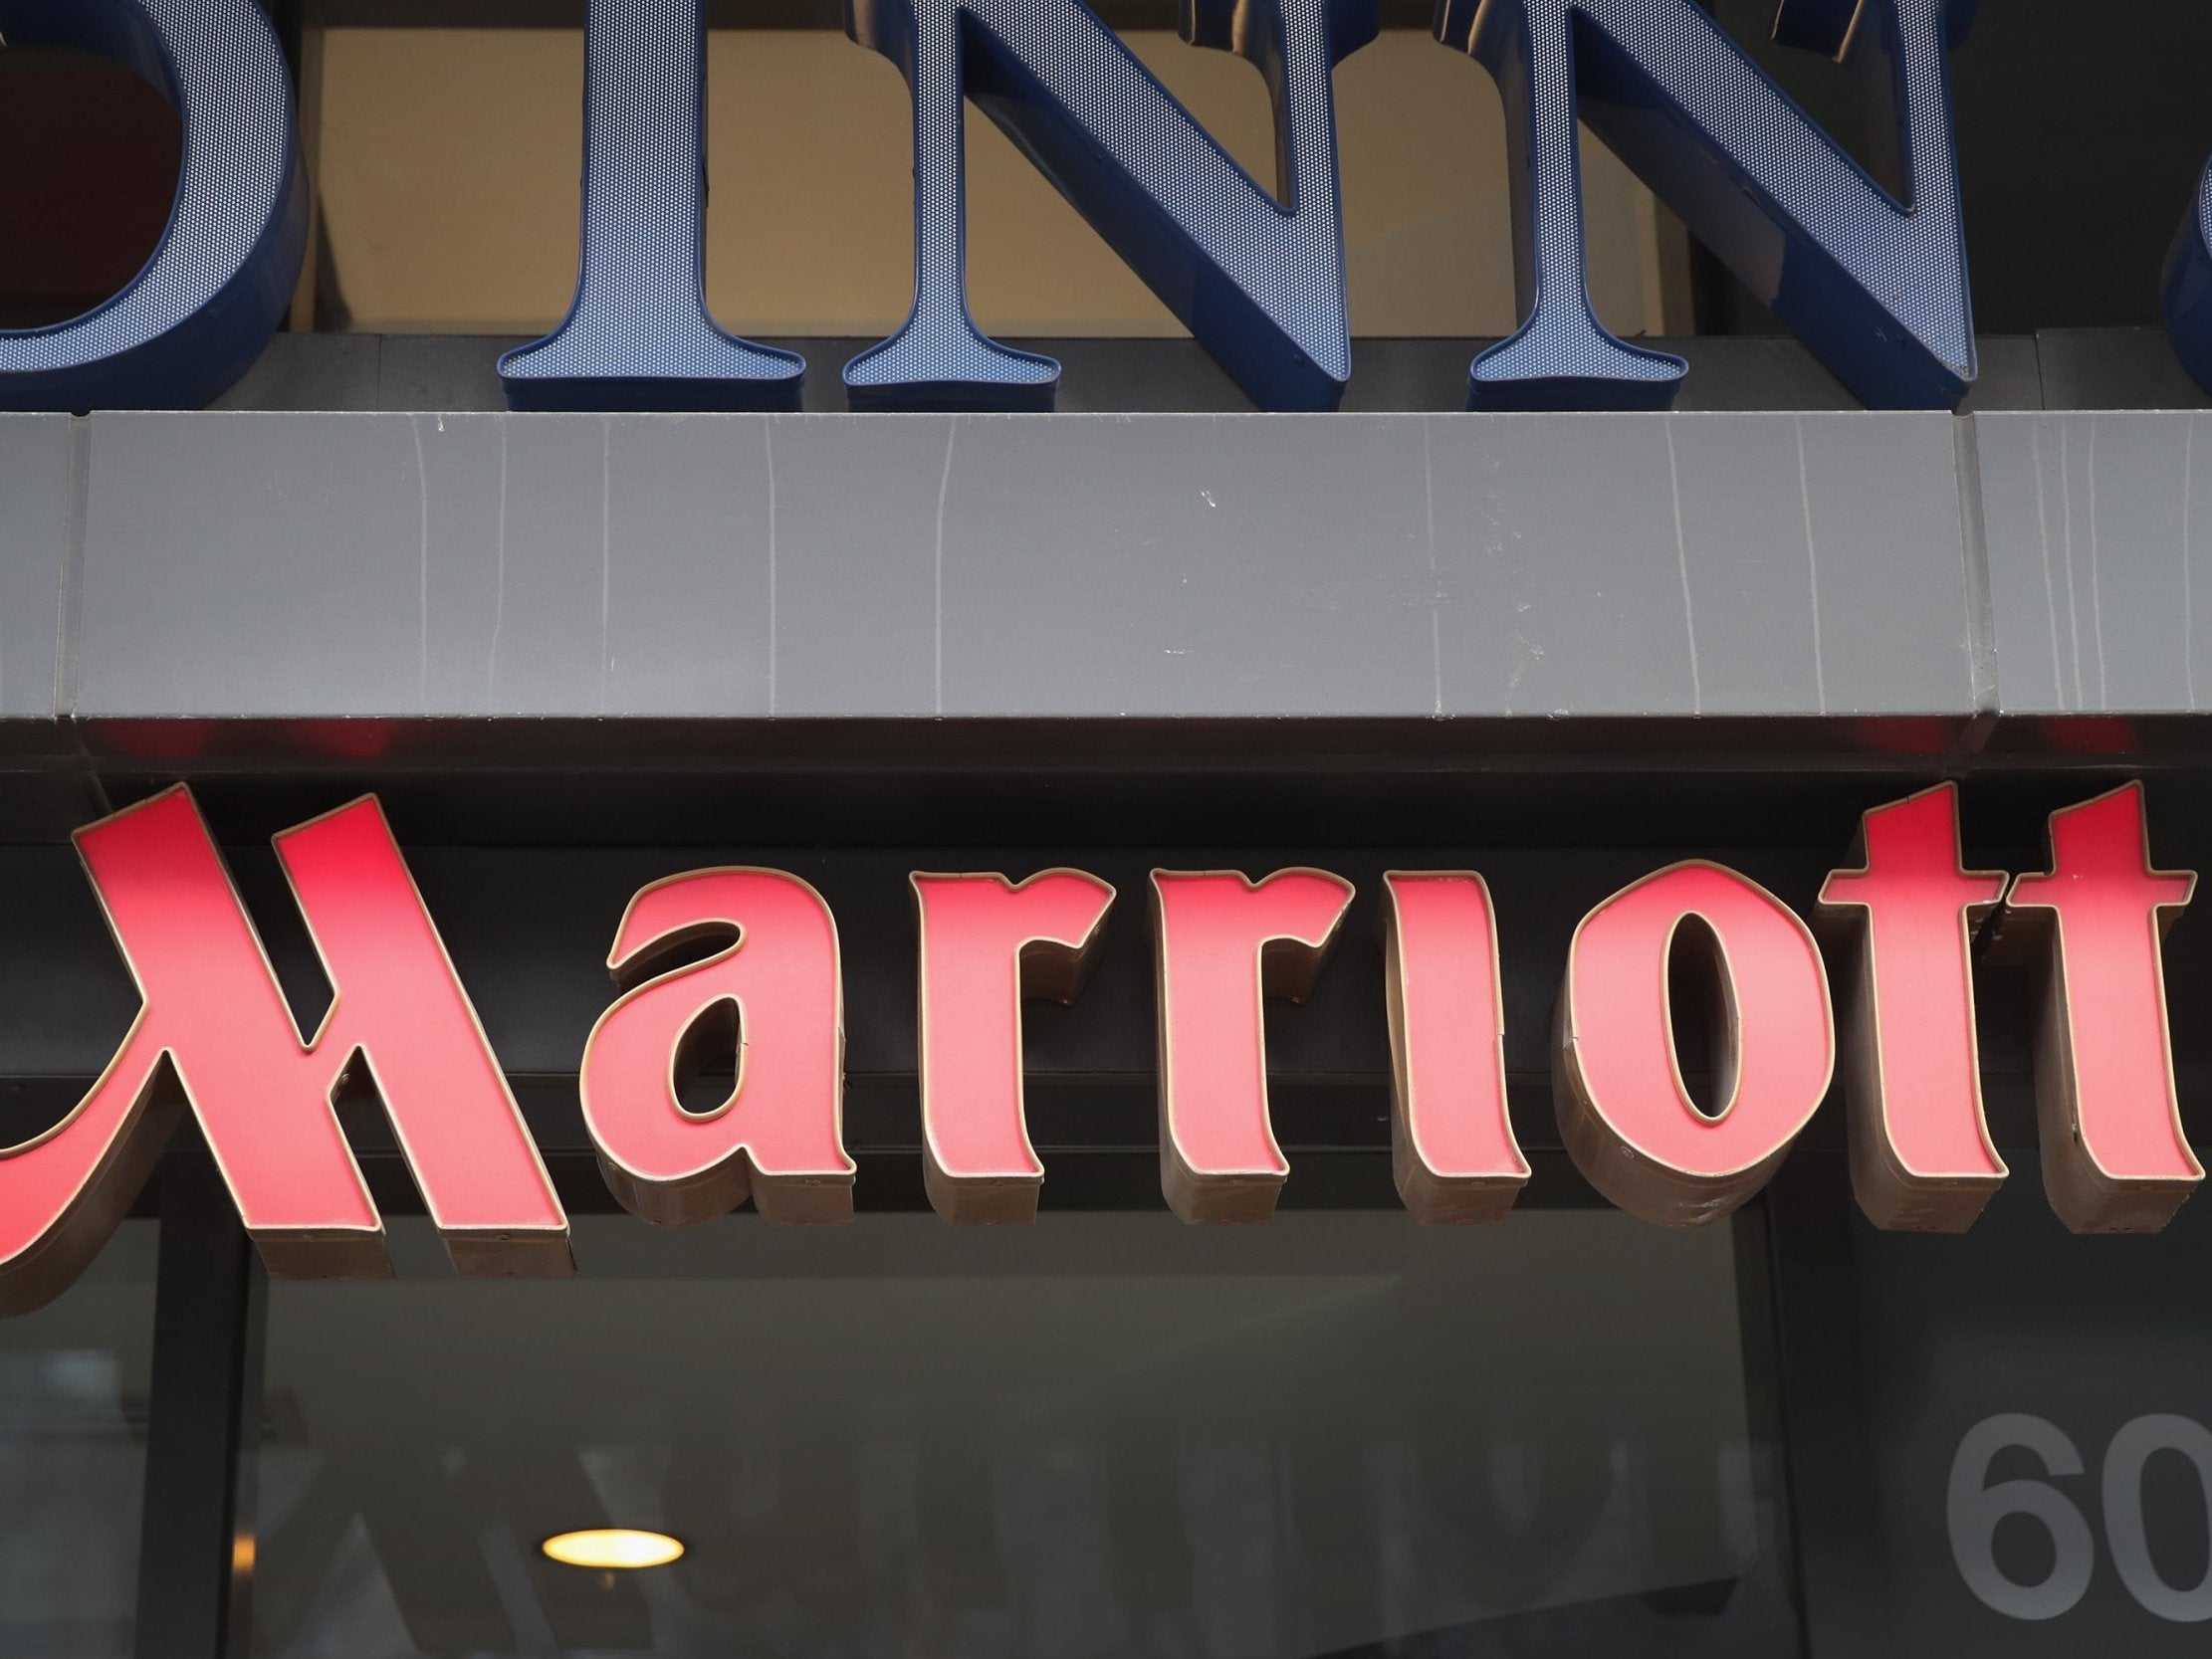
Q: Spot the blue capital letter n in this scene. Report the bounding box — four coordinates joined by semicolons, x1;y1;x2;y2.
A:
2164;158;2212;398
844;0;1380;411
501;0;804;412
1436;0;1979;411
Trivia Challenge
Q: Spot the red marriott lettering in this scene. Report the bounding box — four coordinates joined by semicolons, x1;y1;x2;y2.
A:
0;782;2197;1314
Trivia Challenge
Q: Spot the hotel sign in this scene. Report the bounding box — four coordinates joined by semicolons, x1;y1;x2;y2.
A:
7;0;2212;414
0;780;2197;1315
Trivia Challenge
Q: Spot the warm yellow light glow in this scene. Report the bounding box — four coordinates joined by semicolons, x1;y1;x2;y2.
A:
540;1529;685;1570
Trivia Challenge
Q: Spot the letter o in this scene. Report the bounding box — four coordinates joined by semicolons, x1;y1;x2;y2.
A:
1556;862;1835;1225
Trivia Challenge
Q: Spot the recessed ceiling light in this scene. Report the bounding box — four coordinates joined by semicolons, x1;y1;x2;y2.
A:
541;1529;685;1570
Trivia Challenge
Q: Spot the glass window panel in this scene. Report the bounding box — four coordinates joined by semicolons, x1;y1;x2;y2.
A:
0;1219;159;1659
1851;1157;2212;1657
252;1207;1793;1657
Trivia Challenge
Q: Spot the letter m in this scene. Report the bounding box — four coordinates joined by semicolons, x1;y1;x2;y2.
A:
0;789;568;1314
844;0;1379;411
1437;0;1979;410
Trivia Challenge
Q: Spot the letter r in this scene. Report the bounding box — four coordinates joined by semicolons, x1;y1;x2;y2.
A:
1151;868;1355;1221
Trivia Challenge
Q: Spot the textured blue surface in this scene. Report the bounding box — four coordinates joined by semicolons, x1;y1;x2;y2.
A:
0;0;306;413
501;0;803;412
844;0;1378;412
1436;0;1979;412
2163;162;2212;400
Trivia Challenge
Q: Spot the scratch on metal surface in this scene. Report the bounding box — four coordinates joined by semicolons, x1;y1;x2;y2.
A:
410;414;429;713
2033;424;2062;707
1794;417;1827;714
1665;423;1702;714
1423;421;1442;716
934;418;956;716
1506;633;1545;701
2088;417;2107;710
488;421;508;708
765;421;778;715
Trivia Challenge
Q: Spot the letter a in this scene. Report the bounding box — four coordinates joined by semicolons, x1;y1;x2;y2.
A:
582;869;855;1225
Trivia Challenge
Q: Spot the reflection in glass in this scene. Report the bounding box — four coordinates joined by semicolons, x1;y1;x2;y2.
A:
253;1209;1789;1657
0;1219;158;1659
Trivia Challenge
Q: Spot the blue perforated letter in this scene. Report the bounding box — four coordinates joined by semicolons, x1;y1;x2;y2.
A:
2165;160;2212;400
0;0;306;413
843;0;1379;411
501;0;804;412
1434;0;1978;411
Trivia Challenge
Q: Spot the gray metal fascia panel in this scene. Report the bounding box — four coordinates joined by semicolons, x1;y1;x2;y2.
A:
0;414;71;746
70;409;1979;727
1425;411;1973;719
1975;411;2210;717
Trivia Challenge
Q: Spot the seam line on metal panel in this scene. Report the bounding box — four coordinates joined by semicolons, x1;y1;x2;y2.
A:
2059;421;2083;709
1423;419;1441;718
57;415;110;816
411;413;430;713
2030;421;2060;708
599;416;612;717
2185;416;2198;709
1793;416;1827;716
489;420;509;710
1951;412;1999;733
934;417;956;716
2087;416;2107;710
766;420;778;716
1664;421;1701;715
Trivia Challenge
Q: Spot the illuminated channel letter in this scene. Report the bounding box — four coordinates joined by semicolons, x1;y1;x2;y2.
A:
911;871;1116;1223
841;0;1377;411
1151;870;1354;1221
1817;785;2010;1232
582;870;854;1225
500;0;804;411
2000;785;2201;1233
0;0;307;412
1380;873;1527;1223
2164;157;2212;397
1433;0;1976;411
0;788;570;1315
1557;863;1835;1226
